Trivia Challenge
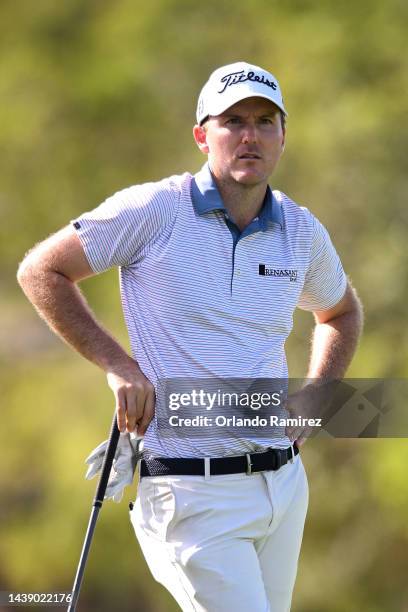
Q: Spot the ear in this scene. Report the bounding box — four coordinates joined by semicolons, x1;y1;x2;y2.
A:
281;126;286;152
193;124;209;154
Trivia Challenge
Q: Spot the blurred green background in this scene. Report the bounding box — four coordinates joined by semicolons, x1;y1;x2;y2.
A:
1;0;408;610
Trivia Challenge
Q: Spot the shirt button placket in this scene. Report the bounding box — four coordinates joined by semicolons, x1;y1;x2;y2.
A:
232;245;243;295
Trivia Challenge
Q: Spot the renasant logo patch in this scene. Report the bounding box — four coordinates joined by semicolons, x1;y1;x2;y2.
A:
259;265;298;282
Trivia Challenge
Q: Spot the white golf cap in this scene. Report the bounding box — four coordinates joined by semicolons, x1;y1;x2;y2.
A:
196;61;287;125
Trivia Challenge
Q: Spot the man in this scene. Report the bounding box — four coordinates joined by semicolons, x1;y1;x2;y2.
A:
18;62;363;611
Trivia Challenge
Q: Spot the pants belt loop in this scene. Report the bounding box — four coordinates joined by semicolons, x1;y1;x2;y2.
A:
289;444;295;464
204;457;211;480
246;453;253;475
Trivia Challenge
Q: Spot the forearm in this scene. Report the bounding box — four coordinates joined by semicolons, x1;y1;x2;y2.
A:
306;307;363;381
18;263;133;373
18;229;154;434
286;297;363;445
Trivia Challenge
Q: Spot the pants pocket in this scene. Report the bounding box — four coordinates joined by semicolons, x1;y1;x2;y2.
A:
135;478;178;542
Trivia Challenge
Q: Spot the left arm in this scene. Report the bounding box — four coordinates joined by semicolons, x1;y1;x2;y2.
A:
286;280;364;445
306;280;363;380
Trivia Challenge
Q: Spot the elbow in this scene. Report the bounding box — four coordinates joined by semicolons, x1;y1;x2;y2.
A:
17;256;31;289
351;287;364;330
17;250;44;295
339;289;364;335
17;254;36;294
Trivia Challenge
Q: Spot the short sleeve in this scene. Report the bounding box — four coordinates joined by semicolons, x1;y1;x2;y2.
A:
71;177;180;273
297;213;347;311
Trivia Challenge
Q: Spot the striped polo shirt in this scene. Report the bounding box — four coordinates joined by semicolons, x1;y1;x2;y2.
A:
72;163;347;458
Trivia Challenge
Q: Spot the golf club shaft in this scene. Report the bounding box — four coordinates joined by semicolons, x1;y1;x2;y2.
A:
68;506;100;612
68;413;120;612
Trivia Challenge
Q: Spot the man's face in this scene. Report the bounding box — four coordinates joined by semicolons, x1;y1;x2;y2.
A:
193;96;286;187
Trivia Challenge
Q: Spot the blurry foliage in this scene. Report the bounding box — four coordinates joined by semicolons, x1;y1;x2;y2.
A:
1;0;408;610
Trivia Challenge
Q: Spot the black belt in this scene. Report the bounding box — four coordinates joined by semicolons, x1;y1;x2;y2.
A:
140;444;299;478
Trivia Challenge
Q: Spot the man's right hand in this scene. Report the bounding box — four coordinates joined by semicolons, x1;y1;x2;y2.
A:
106;358;155;435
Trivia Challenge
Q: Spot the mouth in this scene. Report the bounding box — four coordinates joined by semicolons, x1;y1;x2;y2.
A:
238;153;261;160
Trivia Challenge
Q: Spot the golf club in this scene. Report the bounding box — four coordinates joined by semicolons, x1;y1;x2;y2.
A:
67;412;120;612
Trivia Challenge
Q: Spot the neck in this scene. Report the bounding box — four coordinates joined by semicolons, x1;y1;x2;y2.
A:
214;177;268;231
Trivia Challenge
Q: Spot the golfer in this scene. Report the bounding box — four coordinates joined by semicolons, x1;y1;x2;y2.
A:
18;62;363;611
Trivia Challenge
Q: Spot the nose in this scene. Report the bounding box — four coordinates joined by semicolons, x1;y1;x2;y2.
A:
241;122;257;144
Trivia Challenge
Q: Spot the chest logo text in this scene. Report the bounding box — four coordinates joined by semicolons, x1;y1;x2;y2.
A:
259;265;298;282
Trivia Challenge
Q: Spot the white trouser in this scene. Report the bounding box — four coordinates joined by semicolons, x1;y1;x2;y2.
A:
130;454;308;612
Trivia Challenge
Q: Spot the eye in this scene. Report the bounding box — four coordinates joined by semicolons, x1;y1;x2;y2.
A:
225;116;243;125
259;116;275;125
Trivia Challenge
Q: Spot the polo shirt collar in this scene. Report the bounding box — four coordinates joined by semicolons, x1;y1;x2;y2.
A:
191;162;283;229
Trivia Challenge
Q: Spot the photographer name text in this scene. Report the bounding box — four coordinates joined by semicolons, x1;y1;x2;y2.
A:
168;415;322;428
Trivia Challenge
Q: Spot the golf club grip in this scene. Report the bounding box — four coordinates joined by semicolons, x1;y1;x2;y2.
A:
94;412;120;506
